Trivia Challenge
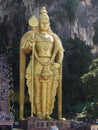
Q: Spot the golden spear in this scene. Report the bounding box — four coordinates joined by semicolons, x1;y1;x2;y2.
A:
28;15;39;116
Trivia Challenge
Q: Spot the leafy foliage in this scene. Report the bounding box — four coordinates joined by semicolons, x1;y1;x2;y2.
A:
76;102;98;121
81;58;98;102
62;37;93;108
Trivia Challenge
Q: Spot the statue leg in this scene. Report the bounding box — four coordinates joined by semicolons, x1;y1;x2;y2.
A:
46;80;52;118
34;77;42;118
50;73;59;114
41;81;47;119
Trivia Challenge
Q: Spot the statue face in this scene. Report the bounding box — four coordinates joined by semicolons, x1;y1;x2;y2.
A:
40;19;50;31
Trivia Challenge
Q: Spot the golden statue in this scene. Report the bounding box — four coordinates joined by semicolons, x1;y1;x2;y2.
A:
20;7;64;120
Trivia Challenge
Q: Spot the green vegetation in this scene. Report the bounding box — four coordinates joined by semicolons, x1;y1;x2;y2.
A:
76;102;98;121
61;37;93;117
81;58;98;102
14;101;31;121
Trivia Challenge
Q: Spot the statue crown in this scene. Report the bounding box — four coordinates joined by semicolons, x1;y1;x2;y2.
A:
40;7;48;14
39;7;49;21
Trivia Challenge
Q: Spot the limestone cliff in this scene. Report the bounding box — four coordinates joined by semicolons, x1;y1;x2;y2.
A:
0;0;98;55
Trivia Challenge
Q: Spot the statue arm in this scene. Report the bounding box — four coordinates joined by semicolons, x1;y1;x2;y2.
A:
21;38;32;54
56;49;64;64
53;34;64;64
20;31;34;54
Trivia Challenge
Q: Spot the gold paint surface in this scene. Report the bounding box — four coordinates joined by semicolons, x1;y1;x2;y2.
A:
20;7;64;120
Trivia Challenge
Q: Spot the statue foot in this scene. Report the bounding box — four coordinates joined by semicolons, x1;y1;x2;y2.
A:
38;116;42;119
31;114;33;117
59;117;66;121
21;117;25;120
37;113;42;119
46;116;53;120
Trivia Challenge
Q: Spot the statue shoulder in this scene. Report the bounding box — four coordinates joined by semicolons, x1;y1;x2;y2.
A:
52;33;61;41
52;33;64;51
20;31;33;48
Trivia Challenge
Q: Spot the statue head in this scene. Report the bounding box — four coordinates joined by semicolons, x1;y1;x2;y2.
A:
39;7;50;32
39;7;50;22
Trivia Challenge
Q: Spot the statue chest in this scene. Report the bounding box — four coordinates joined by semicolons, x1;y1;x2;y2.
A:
35;34;54;57
35;41;54;57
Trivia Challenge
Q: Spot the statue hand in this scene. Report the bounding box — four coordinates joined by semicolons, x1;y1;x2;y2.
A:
28;38;35;50
50;63;60;70
54;63;60;68
28;42;32;50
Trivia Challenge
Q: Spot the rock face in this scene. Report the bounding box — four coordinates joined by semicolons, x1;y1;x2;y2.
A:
0;0;97;115
74;1;98;46
0;0;27;55
0;0;98;56
0;0;98;90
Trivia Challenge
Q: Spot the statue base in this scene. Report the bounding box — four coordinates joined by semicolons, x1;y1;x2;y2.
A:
20;117;75;130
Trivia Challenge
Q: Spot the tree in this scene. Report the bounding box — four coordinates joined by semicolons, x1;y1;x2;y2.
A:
81;58;98;102
62;37;93;108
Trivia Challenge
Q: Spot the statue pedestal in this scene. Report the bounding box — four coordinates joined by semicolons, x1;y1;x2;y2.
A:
21;117;75;130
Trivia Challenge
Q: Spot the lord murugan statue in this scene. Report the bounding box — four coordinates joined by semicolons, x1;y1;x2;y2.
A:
20;7;64;120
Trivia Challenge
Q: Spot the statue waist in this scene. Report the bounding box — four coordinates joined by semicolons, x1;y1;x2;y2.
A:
39;56;51;58
36;56;51;63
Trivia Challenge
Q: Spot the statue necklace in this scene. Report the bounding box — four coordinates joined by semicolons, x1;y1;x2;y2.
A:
40;33;52;51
